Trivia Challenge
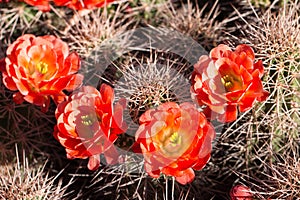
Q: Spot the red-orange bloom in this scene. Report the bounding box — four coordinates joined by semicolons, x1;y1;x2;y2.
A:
23;0;51;12
136;102;215;184
53;84;126;170
1;34;83;111
230;185;253;200
53;0;115;10
191;44;269;122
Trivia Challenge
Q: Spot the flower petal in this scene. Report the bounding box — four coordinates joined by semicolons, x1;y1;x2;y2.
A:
103;145;119;165
175;168;195;185
88;155;101;171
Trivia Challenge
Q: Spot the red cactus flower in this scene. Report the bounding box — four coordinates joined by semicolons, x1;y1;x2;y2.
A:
230;185;253;200
0;34;83;112
53;0;115;10
53;84;127;170
23;0;51;12
135;102;215;185
191;44;269;122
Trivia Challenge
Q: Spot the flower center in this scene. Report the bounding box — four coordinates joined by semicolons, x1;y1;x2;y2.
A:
159;130;187;158
221;75;234;90
81;114;97;126
169;132;182;147
36;62;48;75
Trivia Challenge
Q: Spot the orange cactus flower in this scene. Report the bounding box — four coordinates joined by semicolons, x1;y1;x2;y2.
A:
53;0;116;10
23;0;51;12
191;44;269;122
0;34;83;112
135;102;215;185
230;185;253;200
53;84;127;170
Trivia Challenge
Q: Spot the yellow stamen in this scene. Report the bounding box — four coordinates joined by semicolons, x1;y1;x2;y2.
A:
36;62;48;75
169;132;182;146
81;114;95;126
221;75;234;90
